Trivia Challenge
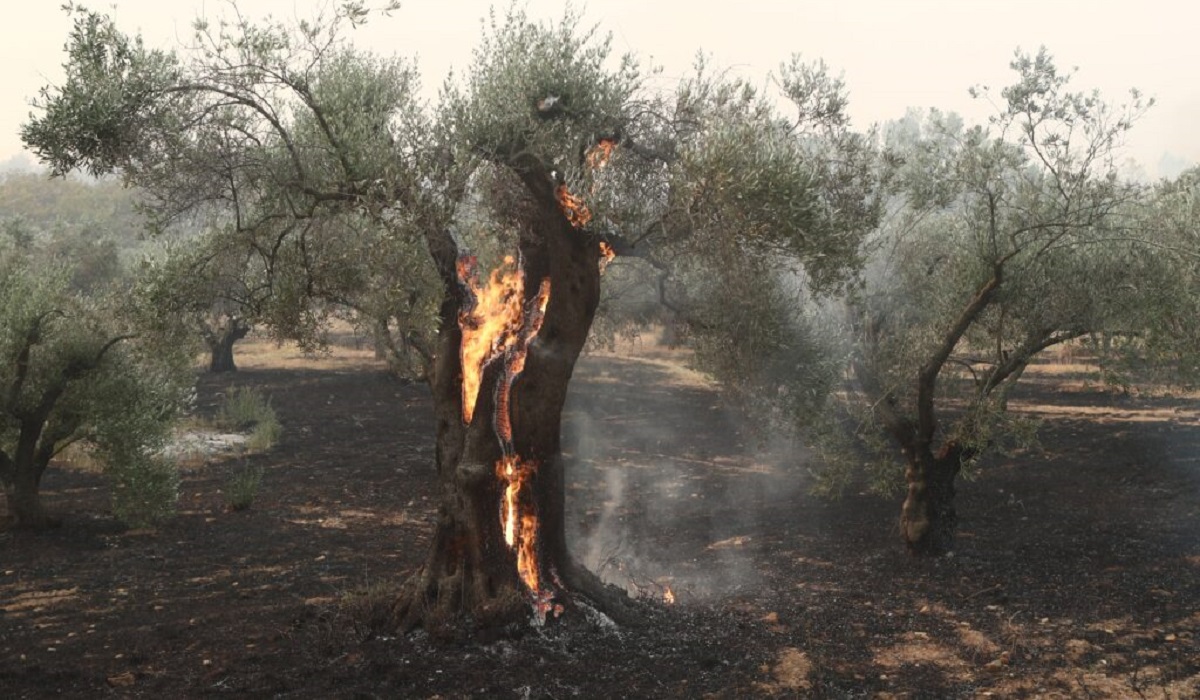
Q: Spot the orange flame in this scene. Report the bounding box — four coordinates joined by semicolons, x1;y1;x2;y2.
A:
556;184;592;228
492;277;551;444
598;240;616;274
586;138;617;170
554;139;617;229
497;455;541;594
458;255;526;424
458;253;557;618
663;585;676;605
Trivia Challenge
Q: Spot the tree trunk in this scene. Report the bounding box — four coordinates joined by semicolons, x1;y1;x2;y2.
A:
372;317;390;360
208;320;249;373
2;432;58;531
393;180;633;635
899;441;962;556
3;469;58;530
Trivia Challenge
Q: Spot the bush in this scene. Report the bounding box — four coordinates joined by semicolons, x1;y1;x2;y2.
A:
109;453;180;527
216;386;281;451
224;463;264;512
247;416;282;452
341;581;402;639
216;386;271;430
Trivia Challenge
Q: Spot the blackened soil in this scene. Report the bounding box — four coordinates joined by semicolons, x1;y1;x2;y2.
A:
1;355;1197;698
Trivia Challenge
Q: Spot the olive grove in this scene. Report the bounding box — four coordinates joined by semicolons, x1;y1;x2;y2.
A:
21;3;877;629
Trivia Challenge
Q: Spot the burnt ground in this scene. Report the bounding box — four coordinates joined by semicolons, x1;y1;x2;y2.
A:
1;345;1198;698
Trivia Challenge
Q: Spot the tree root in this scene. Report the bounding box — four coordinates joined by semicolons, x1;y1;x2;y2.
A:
391;554;644;636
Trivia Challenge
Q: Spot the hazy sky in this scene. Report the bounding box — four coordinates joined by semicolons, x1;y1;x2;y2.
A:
3;0;1198;177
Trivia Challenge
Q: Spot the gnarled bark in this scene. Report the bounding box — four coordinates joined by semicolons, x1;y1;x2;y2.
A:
899;441;963;556
393;172;634;634
206;318;249;373
1;424;61;531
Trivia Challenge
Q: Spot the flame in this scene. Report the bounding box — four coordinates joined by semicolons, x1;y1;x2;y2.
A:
492;277;551;444
554;138;617;229
497;455;541;593
458;252;557;618
663;586;676;605
457;256;526;424
598;240;616;274
586;138;617;170
556;184;592;228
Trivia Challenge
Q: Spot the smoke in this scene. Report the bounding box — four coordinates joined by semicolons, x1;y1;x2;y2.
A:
563;340;814;603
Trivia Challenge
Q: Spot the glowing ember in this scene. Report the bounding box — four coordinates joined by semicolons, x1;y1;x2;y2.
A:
585;138;617;170
663;586;676;605
598;240;616;274
556;184;592;228
554;139;618;229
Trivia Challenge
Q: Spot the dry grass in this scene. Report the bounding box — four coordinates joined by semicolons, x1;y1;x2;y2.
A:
585;325;712;389
214;325;386;373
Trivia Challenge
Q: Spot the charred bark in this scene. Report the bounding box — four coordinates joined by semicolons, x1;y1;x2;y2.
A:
899;441;964;556
393;171;635;635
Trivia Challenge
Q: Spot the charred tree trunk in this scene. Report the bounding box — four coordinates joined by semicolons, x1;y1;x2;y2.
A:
393;171;633;635
899;441;963;556
207;319;249;373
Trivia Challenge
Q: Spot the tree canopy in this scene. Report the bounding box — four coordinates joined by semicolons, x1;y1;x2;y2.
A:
0;240;193;529
809;49;1198;554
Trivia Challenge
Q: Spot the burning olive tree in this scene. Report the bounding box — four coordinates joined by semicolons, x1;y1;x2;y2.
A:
23;4;872;630
384;13;877;629
814;50;1195;555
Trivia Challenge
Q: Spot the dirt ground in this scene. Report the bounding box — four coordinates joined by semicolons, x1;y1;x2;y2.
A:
1;338;1198;698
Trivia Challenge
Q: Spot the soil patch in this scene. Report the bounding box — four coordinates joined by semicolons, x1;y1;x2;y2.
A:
1;351;1197;698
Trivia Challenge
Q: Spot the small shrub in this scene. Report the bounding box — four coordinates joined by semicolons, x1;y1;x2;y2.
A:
109;453;179;527
247;415;282;452
216;386;281;451
224;464;264;512
216;386;270;430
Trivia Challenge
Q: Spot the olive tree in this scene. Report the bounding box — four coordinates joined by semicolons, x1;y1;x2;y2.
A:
141;232;264;372
0;248;192;530
817;50;1178;555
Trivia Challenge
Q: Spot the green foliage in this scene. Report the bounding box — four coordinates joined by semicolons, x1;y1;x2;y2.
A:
21;6;183;178
247;417;282;453
22;3;450;369
812;49;1182;494
0;172;149;295
223;463;264;512
0;244;193;527
216;386;273;430
451;4;638;172
20;2;876;466
109;453;180;527
216;386;281;451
